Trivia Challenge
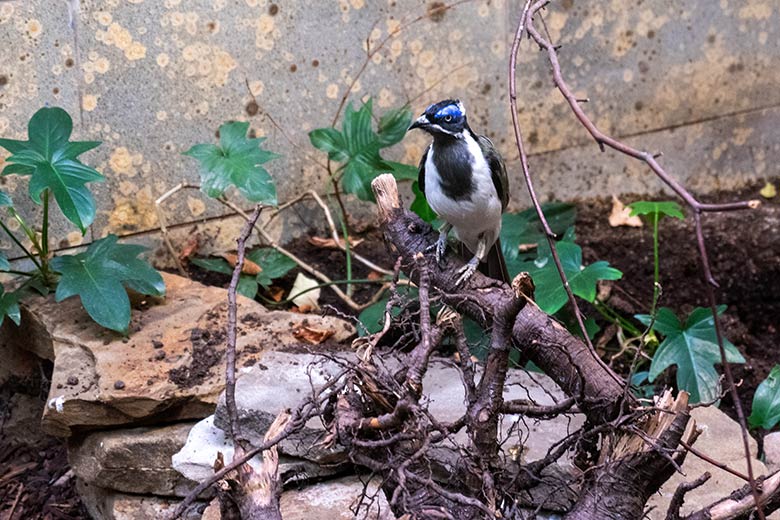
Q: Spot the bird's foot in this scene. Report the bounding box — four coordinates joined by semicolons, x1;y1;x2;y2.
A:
455;257;479;286
424;230;449;268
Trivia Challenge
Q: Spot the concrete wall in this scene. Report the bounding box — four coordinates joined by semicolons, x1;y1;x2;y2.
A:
0;0;777;263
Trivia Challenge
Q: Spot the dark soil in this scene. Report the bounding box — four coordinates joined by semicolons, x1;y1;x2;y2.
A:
0;438;87;520
167;325;227;389
1;371;88;520
576;185;780;422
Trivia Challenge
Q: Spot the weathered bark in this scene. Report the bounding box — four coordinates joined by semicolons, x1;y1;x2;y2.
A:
564;391;697;519
372;174;630;424
216;411;289;520
685;470;780;520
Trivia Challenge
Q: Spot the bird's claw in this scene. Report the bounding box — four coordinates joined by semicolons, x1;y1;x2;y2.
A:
425;231;449;268
455;260;478;286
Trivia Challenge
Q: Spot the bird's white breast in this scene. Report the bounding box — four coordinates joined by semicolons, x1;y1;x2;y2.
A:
424;132;503;255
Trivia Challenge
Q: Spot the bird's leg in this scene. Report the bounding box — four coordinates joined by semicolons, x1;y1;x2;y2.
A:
425;222;452;267
456;238;487;286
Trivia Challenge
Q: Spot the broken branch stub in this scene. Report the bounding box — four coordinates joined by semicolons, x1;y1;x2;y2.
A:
370;174;629;424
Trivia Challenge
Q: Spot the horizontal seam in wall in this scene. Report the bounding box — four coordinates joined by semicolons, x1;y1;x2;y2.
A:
522;101;780;161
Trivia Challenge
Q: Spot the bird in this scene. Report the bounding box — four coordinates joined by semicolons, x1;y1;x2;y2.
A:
407;99;510;285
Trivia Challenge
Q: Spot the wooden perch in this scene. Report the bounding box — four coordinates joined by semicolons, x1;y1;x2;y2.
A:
216;410;290;520
371;174;629;424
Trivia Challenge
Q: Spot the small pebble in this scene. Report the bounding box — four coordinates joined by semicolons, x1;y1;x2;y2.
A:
152;340;164;349
113;380;125;390
154;350;166;360
66;376;79;386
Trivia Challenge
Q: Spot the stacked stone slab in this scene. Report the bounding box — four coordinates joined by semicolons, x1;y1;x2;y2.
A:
0;272;369;519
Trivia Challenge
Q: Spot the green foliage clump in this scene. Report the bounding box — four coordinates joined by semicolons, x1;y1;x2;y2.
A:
0;107;164;334
184;120;279;205
749;365;780;430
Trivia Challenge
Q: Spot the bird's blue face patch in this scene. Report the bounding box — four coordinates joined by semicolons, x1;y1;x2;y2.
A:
413;99;468;136
433;103;462;122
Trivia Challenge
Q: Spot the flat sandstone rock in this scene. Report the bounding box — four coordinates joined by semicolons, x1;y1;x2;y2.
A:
4;272;354;436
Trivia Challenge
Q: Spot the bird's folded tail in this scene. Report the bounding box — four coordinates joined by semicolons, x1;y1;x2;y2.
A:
459;239;510;284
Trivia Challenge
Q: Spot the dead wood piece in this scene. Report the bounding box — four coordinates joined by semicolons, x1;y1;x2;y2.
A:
564;390;696;520
370;174;630;425
217;410;291;520
685;469;780;520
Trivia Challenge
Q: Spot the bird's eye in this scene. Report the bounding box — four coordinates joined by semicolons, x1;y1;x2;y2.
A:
444;115;453;122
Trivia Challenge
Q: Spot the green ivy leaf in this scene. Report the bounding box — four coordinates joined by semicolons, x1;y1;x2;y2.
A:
246;248;296;287
184;121;279;205
628;200;684;222
377;106;413;147
500;203;576;263
309;100;415;202
189;256;233;275
50;235;165;334
410;180;436;223
0;283;21;327
237;276;259;300
518;240;622;314
749;365;780;430
636;306;745;404
358;297;388;336
0;107;103;232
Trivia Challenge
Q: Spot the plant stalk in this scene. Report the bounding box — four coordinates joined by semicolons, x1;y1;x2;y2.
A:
0;220;43;271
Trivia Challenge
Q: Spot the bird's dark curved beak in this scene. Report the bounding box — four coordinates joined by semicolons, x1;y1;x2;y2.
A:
408;115;428;131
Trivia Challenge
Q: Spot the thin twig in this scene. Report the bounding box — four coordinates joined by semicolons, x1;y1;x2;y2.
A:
508;0;596;352
665;472;711;520
502;396;577;416
225;205;262;445
520;2;763;515
217;197;385;311
154;182;201;276
7;482;23;520
680;440;750;483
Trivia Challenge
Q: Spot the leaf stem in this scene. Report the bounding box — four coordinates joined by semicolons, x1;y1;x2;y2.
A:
258;277;387;307
650;213;660;317
3;269;34;277
41;189;51;280
0;219;43;271
593;299;642;337
340;214;354;297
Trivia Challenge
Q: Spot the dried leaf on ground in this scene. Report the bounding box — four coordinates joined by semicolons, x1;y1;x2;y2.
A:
268;286;285;302
219;253;262;276
178;235;201;261
292;325;336;345
760;182;777;199
290;273;320;311
308;236;364;249
609;195;643;227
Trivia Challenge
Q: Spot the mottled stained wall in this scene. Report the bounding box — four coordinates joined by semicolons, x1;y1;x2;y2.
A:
0;0;777;263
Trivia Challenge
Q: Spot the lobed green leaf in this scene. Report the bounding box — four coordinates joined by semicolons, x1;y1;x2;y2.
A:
0;107;104;232
51;235;165;334
749;365;780;430
637;306;745;404
184;121;279;205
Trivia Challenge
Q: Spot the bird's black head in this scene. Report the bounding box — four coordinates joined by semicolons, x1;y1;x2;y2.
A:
408;99;468;137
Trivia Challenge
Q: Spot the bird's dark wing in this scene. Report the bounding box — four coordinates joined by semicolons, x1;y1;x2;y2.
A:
476;134;509;211
418;144;430;196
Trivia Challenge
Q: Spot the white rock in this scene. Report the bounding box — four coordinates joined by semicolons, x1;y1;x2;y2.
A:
172;415;262;482
764;431;780;472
